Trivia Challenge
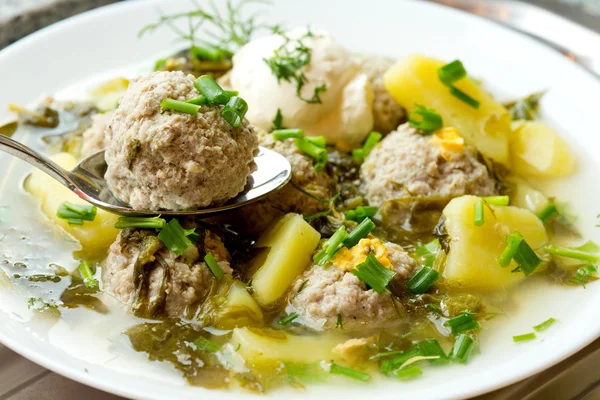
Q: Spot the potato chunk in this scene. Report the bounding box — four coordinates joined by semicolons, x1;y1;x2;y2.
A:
230;327;343;365
251;213;321;307
215;281;264;329
511;121;575;178
384;54;512;164
24;152;120;256
442;196;548;290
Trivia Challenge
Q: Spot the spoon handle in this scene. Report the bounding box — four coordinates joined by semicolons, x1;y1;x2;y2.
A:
0;134;77;191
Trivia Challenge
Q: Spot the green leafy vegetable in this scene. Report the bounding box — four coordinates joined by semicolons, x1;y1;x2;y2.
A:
503;91;545;121
193;336;221;353
570;265;598;287
415;239;440;267
351;253;395;294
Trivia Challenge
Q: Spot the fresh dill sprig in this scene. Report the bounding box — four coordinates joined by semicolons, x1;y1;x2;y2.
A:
263;26;328;104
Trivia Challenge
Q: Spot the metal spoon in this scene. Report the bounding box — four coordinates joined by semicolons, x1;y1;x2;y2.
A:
0;134;291;216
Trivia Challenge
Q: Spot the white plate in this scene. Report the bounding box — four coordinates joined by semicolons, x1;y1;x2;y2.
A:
1;0;600;399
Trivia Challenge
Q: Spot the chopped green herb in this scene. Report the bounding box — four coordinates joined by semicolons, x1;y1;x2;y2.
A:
278;312;299;327
513;332;536;342
313;226;348;266
499;233;544;276
533;318;557;332
408;105;443;133
393;365;422;380
345;206;379;223
406;266;440;294
160;98;200;115
68;218;84;225
444;312;480;335
483;195;510;206
204;252;224;281
336;314;343;329
57;202;96;224
545;242;600;263
303;210;332;220
190;44;224;62
194;75;230;105
221;96;248;127
193;336;220;353
78;261;98;290
437;60;467;86
114;216;166;229
449;86;480;109
28;297;58;311
417;339;448;364
538;203;559;223
450;334;475;363
416;239;440;267
474;198;485;226
329;363;371;382
305;135;326;148
272;107;284;130
293;280;309;299
351;253;396;294
272;128;304;140
295;137;328;170
158;219;195;256
343;217;376;248
185;96;207;105
503;91;545;121
380;346;421;374
498;232;524;267
570;265;598;287
352;131;382;161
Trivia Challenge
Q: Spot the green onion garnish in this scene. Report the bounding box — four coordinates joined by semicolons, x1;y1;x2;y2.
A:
483;195;510;206
533;318;557;332
394;365;423;380
380;346;421;374
352;131;382;161
295;137;328;170
570;265;598;287
408;104;443;133
160;98;200;115
444;312;480;335
345;206;379;223
545;242;600;263
513;238;544;276
190;45;224;62
204;252;224;281
415;239;440;267
336;314;343;329
438;60;467;86
313;226;348;266
158;219;194;256
417;339;448;364
329;363;371;382
450;334;475;363
154;58;167;71
225;90;239;97
498;232;524;267
185;96;207;105
474;198;485;226
449;87;480;109
513;332;536;342
221;96;248;127
538;203;559;223
57;202;97;224
278;312;299;327
406;266;440;294
193;336;220;353
272;128;304;140
77;260;98;290
343;217;376;248
272;108;284;131
351;252;396;293
114;216;166;229
305;135;327;148
193;75;230;105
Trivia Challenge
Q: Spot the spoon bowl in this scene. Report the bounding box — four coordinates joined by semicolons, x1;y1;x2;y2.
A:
0;134;292;216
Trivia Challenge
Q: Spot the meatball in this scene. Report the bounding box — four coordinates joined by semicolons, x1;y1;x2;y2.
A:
357;57;406;134
360;123;498;207
104;227;232;318
288;239;415;331
104;71;258;211
233;132;335;234
80;111;112;158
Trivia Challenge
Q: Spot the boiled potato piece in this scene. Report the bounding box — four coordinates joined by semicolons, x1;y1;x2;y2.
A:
91;77;129;111
442;196;548;290
384;54;512;164
251;213;320;306
506;176;549;214
214;281;264;329
24;152;120;256
230;327;343;365
511;121;574;178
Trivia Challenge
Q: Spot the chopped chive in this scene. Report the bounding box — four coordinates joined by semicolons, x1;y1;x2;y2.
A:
57;201;96;223
204;252;224;281
545;243;600;263
221;96;248;127
330;363;371;382
369;350;406;361
533;318;557;332
483;195;510;206
444;312;480;335
538;204;559;222
114;216;166;229
570;265;598;287
474;199;485;226
193;336;220;353
77;260;98;290
352;131;382;161
271;108;284;131
394;365;423;380
351;253;396;293
303;210;332;220
154;58;167;71
499;233;543;276
408;104;443;133
225;90;239;97
158;219;194;256
160;98;200;115
345;206;379;223
343;217;376;248
190;45;224;62
417;339;448;364
194;75;230;105
449;87;480;109
380;346;421;374
406;266;440;294
513;332;536;342
336;314;344;329
295;137;328;170
438;60;467;86
498;232;524;267
415;239;440;267
278;312;299;327
272;128;304;140
305;135;326;148
450;334;475;363
284;363;328;382
68;218;84;225
185;95;207;105
313;226;348;266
